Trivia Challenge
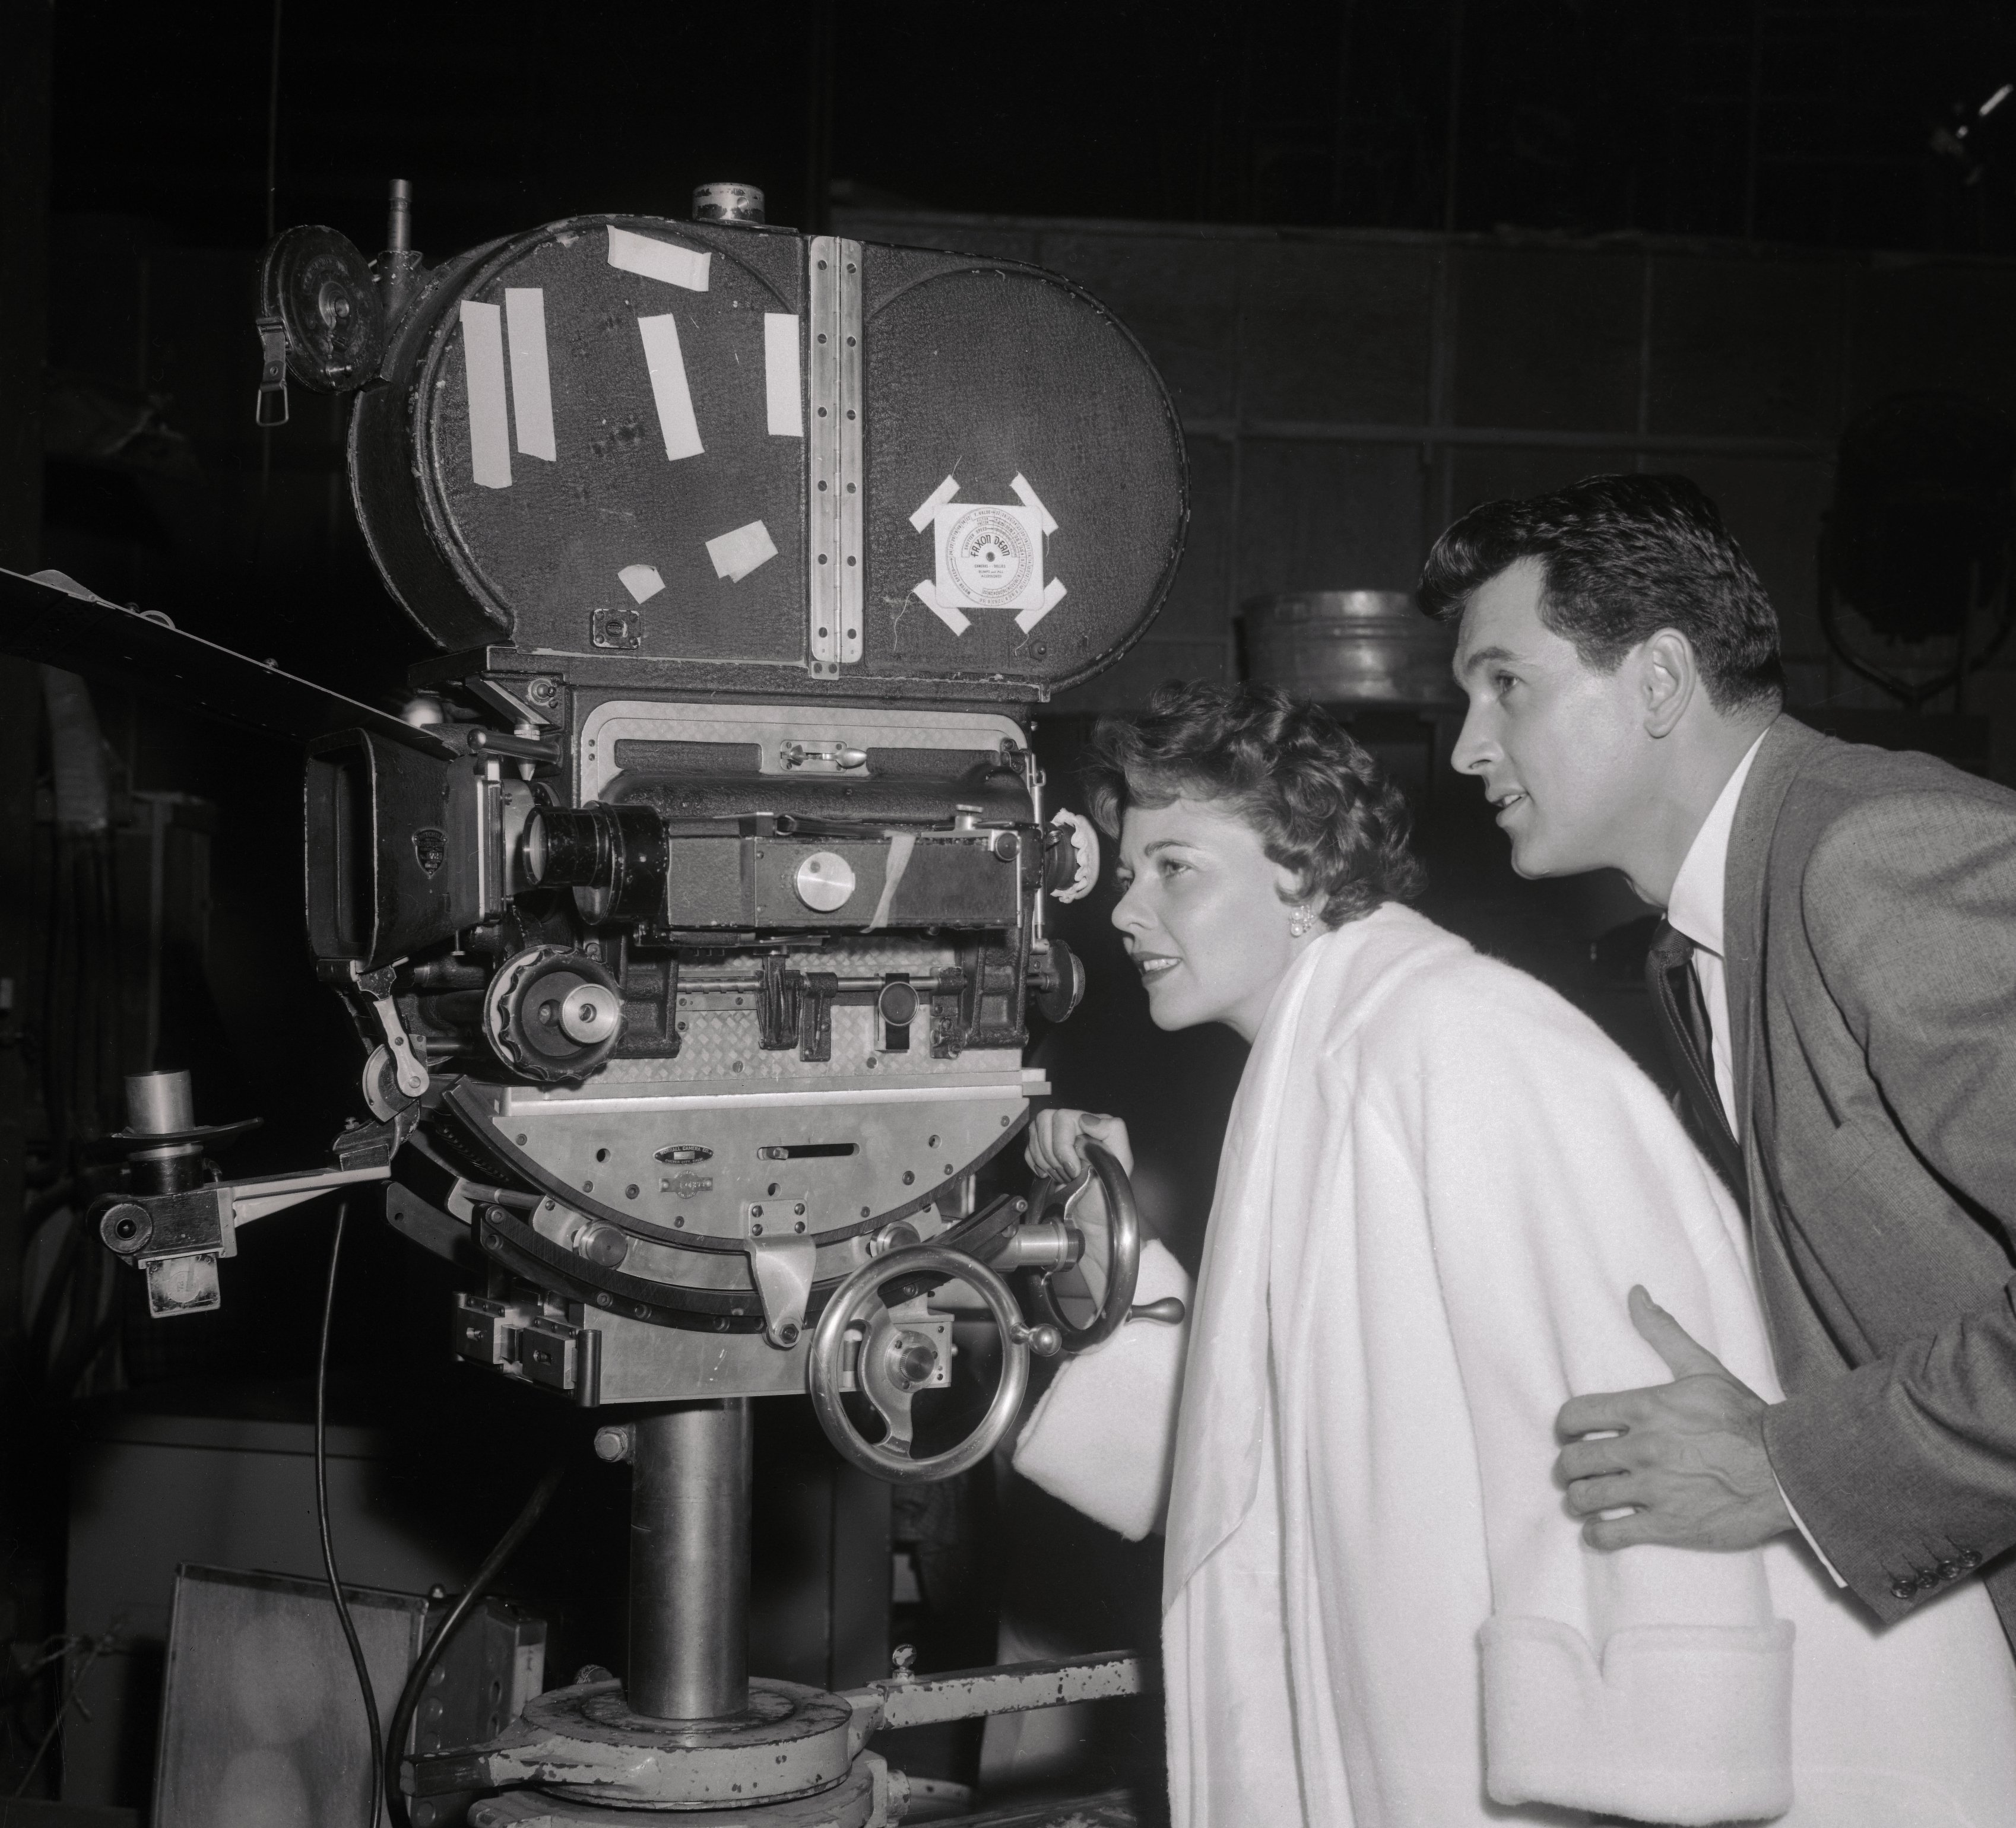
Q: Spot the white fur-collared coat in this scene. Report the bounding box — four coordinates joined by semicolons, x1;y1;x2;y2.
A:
1017;904;2016;1826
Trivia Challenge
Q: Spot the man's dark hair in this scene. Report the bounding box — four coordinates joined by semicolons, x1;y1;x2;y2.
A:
1082;680;1425;928
1418;473;1784;712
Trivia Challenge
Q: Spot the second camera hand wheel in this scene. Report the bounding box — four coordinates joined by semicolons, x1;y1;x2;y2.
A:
1027;1138;1182;1352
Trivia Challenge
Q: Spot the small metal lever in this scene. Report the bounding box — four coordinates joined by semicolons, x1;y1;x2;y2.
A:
255;315;290;426
1128;1297;1187;1325
780;741;868;770
350;961;429;1099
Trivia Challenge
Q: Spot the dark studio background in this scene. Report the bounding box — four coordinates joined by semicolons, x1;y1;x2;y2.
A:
9;0;2016;1811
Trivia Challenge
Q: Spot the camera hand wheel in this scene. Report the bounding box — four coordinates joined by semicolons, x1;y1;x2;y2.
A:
1026;1140;1144;1353
809;1244;1057;1484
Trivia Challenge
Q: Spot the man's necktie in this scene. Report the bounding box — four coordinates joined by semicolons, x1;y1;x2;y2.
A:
1645;919;1748;1210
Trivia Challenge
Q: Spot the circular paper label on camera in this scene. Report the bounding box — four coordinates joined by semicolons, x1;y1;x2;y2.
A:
936;503;1044;611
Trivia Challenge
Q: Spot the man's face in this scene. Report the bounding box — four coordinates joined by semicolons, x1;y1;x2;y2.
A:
1450;558;1651;881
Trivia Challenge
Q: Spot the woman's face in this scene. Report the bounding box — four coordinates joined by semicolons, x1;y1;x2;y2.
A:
1110;795;1310;1042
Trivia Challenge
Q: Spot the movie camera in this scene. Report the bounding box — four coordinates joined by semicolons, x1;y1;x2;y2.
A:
1;176;1188;1826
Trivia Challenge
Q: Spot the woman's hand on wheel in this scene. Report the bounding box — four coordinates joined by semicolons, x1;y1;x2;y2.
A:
1026;1109;1134;1183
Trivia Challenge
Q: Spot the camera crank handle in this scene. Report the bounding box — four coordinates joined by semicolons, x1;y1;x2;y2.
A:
1014;1319;1063;1358
1128;1296;1187;1325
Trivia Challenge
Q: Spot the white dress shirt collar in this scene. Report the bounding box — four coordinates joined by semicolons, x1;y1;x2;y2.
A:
1665;729;1769;959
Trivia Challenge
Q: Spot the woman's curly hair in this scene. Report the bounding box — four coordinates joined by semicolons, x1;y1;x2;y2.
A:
1080;680;1427;928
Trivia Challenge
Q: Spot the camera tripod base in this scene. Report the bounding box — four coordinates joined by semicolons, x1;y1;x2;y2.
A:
410;1675;857;1810
466;1750;893;1827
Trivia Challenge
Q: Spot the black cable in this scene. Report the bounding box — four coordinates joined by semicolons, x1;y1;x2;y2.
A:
385;1452;568;1828
24;1179;78;1240
56;1306;123;1401
26;1208;90;1375
316;1199;385;1828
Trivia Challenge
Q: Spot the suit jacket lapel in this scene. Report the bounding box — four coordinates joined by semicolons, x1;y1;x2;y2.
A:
1723;715;1824;1151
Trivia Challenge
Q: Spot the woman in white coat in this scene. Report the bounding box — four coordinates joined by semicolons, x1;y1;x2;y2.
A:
1014;680;2016;1828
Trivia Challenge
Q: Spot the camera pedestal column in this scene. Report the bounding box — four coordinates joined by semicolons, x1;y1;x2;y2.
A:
627;1399;750;1722
433;1398;889;1827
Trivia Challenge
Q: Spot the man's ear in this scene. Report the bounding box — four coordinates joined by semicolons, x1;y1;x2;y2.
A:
1639;629;1697;739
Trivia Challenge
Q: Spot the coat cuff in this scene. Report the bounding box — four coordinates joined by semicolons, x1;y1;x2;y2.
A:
1763;1378;2002;1623
1010;1240;1190;1542
1481;1616;1793;1825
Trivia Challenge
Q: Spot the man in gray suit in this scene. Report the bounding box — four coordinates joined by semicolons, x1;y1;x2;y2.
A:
1421;472;2016;1646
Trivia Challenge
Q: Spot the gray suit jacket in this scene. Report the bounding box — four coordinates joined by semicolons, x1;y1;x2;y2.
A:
1732;715;2016;1643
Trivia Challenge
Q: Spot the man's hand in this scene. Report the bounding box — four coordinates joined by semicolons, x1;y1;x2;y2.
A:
1554;1286;1793;1552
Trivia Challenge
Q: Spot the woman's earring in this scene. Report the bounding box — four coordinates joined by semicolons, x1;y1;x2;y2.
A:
1289;905;1314;940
